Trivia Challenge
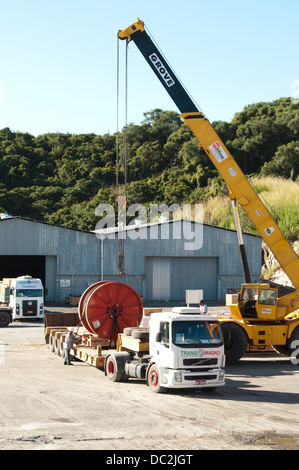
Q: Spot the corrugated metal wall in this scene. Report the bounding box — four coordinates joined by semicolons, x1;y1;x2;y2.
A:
0;218;101;302
0;218;262;303
145;256;218;301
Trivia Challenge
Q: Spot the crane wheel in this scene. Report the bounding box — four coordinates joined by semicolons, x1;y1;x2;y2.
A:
287;326;299;363
272;326;299;358
221;322;248;365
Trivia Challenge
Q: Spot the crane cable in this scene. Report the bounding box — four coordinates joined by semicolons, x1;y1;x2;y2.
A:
116;35;119;200
115;35;128;198
116;35;129;275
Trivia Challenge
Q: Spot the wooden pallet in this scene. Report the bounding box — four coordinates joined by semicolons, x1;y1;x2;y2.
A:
117;333;149;353
70;345;107;368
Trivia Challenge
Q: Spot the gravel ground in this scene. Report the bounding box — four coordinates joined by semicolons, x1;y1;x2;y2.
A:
0;305;298;452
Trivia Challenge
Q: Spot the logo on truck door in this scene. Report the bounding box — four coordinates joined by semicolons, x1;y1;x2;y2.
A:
149;53;175;87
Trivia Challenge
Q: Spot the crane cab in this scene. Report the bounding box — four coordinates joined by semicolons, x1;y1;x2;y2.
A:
229;283;286;321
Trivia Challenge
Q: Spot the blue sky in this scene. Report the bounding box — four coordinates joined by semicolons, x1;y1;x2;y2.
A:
1;0;298;136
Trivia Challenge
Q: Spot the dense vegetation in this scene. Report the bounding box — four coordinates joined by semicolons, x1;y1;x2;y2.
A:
0;97;298;240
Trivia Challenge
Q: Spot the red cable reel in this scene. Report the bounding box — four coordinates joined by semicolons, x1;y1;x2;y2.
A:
79;281;143;341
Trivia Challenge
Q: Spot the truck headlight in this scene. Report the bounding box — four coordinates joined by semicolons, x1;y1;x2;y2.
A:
39;304;44;315
174;372;182;382
219;370;225;381
16;304;20;315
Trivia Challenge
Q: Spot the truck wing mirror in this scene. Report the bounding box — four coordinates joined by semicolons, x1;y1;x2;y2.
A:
155;332;162;342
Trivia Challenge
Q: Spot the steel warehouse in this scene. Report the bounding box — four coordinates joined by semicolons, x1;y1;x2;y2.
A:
0;216;262;303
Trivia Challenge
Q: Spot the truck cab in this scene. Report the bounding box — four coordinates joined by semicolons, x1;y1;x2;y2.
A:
105;307;225;393
10;276;44;321
148;308;225;392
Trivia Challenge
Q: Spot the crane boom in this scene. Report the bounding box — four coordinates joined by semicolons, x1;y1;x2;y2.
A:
118;19;299;319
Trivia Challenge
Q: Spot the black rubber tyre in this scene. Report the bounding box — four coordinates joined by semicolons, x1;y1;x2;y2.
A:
147;364;164;393
131;329;149;340
271;344;289;356
123;327;135;336
287;326;299;364
272;326;299;358
59;337;65;357
106;355;123;382
49;334;55;353
0;311;11;328
55;337;61;356
221;322;248;365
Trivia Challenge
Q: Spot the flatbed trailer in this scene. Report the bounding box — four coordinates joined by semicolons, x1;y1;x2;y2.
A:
45;309;276;371
46;325;112;368
45;308;157;369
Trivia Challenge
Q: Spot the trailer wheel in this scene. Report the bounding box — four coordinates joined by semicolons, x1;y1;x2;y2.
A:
59;338;65;357
55;337;61;356
147;364;164;393
106;355;123;382
49;334;55;353
0;311;11;328
221;322;248;365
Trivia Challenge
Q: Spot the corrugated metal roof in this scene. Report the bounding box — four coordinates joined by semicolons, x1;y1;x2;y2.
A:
93;218;261;239
0;216;95;235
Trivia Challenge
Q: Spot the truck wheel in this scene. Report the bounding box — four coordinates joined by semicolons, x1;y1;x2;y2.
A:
221;322;248;365
106;355;123;382
147;364;164;393
0;311;11;328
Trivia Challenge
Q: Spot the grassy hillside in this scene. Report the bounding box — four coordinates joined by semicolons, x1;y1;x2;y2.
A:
0;98;298;241
204;176;299;242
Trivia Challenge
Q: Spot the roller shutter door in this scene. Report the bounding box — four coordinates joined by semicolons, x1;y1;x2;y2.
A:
145;257;218;301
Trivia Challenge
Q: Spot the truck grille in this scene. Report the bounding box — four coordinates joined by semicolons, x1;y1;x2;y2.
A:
185;375;217;381
183;358;218;366
22;300;37;316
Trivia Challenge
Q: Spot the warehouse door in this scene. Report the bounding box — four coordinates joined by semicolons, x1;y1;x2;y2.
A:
0;255;45;287
145;257;218;301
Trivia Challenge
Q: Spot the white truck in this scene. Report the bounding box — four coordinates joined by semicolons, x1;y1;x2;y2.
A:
0;276;44;326
105;307;225;393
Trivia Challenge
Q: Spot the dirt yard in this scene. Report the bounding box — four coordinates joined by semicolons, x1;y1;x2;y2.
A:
0;305;298;452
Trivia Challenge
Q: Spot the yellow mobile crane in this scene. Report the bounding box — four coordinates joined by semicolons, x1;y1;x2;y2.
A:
118;19;299;364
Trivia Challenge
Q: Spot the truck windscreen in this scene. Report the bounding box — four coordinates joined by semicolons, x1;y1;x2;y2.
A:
16;289;43;297
172;321;223;347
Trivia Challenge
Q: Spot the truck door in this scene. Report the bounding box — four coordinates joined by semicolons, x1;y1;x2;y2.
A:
257;288;278;320
156;321;171;364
